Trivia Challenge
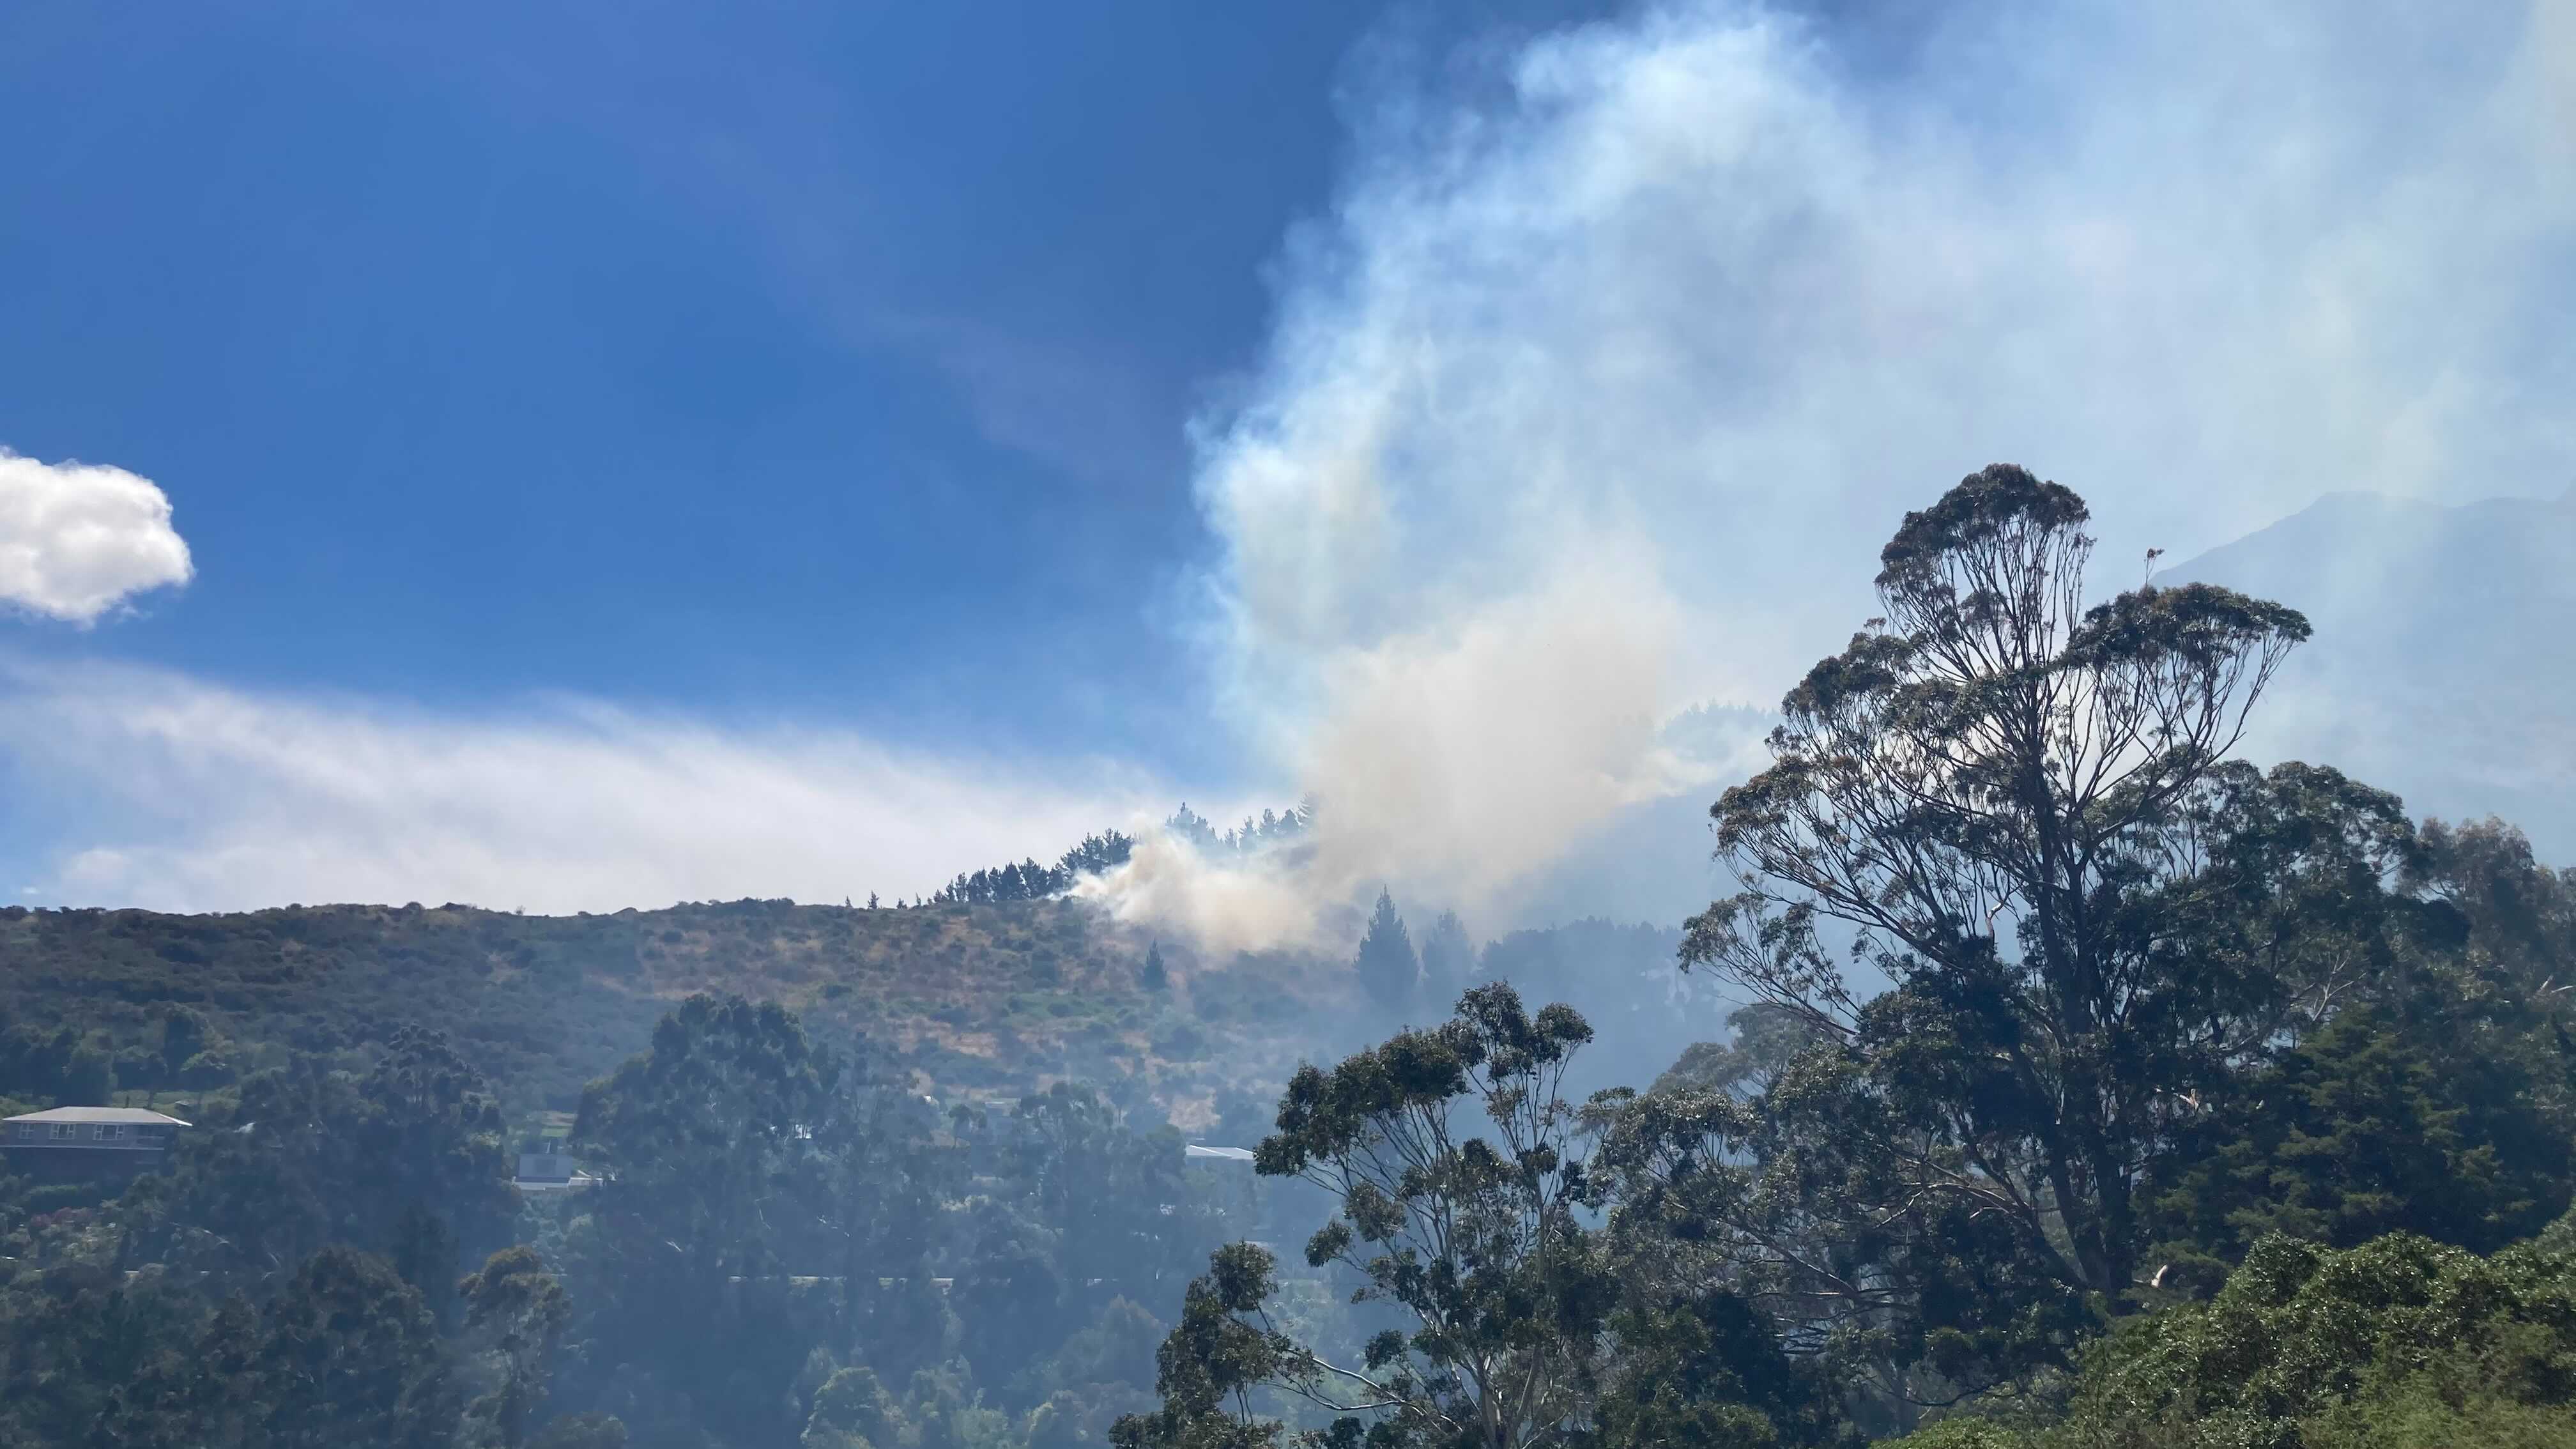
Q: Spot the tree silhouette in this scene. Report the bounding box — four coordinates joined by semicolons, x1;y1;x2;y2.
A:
1418;910;1473;1012
1680;463;2314;1377
1354;889;1419;1013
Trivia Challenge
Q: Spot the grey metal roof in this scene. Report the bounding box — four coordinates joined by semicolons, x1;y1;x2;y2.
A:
4;1107;193;1127
1185;1144;1254;1162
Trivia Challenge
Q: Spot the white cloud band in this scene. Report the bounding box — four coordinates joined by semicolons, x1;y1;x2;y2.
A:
0;661;1154;914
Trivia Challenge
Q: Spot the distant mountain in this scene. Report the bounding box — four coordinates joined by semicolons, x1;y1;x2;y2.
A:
2159;486;2576;858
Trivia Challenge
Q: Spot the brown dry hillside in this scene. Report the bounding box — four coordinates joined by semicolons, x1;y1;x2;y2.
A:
0;897;1346;1116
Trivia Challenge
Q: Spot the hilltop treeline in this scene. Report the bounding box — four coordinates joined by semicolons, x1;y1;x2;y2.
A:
924;802;1314;909
928;831;1138;908
4;467;2576;1448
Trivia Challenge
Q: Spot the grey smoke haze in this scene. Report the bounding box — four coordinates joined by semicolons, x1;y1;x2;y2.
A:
2166;487;2576;862
1093;0;2576;947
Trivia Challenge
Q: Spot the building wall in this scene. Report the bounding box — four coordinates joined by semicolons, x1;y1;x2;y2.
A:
1;1144;172;1184
5;1122;178;1150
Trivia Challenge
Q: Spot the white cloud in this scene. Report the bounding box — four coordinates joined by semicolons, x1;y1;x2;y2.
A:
1111;0;2576;946
0;661;1156;914
0;450;195;622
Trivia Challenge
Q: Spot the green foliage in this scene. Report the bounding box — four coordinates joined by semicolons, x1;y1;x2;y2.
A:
1877;1421;2030;1449
2300;1388;2576;1449
2147;1002;2573;1287
1589;1287;1840;1449
565;994;850;1445
1351;890;1418;1015
461;1245;574;1448
0;1024;124;1107
808;1365;905;1448
994;1087;1206;1356
1047;1299;1167;1400
1646;1002;1816;1098
0;1242;466;1449
1682;465;2373;1390
1882;1224;2576;1447
1109;1243;1289;1449
0;896;1193;1113
258;1245;461;1449
1130;985;1828;1449
532;1413;632;1449
2049;1223;2576;1448
1414;912;1472;1013
935;830;1136;908
956;1208;1075;1398
98;1025;512;1324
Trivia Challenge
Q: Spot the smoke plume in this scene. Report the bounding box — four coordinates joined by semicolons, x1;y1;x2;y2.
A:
1087;0;2576;951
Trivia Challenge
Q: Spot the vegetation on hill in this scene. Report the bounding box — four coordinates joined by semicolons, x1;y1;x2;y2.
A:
1887;1222;2576;1449
0;836;1726;1133
0;895;1321;1117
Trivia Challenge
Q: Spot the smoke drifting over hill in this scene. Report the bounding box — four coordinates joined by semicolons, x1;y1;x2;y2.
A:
1084;0;2576;950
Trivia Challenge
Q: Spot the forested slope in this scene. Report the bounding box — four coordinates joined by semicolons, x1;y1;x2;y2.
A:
0;896;1332;1115
0;892;1725;1126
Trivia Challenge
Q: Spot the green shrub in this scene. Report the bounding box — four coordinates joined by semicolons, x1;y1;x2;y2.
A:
2037;1223;2576;1449
1880;1420;2030;1449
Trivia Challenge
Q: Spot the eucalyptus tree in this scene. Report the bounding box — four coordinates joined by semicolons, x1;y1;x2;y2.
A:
1678;464;2317;1366
459;1246;571;1449
1118;984;1615;1449
566;994;841;1446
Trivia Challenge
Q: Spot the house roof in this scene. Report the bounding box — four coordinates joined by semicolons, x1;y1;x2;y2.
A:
4;1107;193;1127
1184;1144;1254;1162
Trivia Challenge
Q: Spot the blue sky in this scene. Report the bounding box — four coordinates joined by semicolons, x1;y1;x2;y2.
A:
2;1;2567;923
3;1;1618;762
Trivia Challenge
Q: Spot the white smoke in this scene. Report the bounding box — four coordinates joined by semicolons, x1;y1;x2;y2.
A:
1094;0;2576;950
1072;824;1324;957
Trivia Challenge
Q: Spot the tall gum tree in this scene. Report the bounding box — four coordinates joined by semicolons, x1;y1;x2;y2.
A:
1682;465;2312;1327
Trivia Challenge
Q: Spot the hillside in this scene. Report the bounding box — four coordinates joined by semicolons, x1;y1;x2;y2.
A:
0;894;1733;1124
0;897;1337;1117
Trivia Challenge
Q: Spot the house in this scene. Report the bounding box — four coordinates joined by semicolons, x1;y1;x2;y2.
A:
2;1107;191;1182
513;1152;599;1192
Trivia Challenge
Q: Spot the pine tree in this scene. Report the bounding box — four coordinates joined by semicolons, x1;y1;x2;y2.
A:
1354;888;1419;1013
1140;942;1170;993
1418;910;1474;1013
